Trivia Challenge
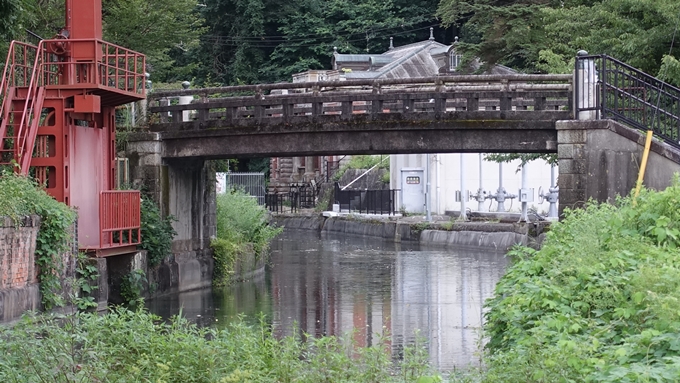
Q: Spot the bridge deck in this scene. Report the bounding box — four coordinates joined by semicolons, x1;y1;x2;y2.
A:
146;75;573;158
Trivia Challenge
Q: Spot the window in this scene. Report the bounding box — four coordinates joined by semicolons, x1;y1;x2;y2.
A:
449;52;462;71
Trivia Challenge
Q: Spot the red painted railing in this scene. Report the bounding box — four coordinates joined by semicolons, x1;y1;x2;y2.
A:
100;190;141;249
39;39;146;98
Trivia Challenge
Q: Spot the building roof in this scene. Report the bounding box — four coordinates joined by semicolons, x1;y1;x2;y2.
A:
329;37;516;79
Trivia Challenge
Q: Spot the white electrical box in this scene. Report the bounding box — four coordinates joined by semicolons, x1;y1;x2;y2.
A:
519;188;534;203
400;168;425;213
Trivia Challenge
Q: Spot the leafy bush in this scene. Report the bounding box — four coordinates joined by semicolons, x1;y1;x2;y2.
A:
482;179;680;382
0;308;438;382
139;196;176;266
212;190;281;286
0;171;76;309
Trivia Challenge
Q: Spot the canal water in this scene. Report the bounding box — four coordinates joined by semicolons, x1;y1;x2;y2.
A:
146;229;508;370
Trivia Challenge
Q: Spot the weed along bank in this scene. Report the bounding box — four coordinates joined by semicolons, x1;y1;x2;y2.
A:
210;190;281;287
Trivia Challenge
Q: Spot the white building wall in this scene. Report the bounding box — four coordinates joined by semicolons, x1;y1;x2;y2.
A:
391;153;557;215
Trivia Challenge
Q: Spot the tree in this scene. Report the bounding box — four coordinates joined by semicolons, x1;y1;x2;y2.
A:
437;0;680;84
194;0;281;85
196;0;441;85
102;0;205;82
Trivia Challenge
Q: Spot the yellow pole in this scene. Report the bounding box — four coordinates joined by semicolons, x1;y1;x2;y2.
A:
633;130;654;205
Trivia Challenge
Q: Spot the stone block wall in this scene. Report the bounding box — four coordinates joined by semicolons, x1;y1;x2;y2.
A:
557;119;680;215
0;216;41;322
0;216;39;290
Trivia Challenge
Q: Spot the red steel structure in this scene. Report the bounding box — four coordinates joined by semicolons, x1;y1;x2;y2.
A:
0;0;145;256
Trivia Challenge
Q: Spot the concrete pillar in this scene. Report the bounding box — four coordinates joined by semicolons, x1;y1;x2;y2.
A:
126;134;216;260
576;50;598;120
305;156;316;180
556;122;587;216
126;132;164;209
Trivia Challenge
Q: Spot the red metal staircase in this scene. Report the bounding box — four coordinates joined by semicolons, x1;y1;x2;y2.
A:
0;41;42;173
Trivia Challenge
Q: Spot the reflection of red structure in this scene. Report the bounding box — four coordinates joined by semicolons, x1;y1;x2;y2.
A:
0;0;145;256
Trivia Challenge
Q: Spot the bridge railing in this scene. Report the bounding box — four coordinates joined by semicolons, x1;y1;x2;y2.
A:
575;54;680;147
147;74;572;129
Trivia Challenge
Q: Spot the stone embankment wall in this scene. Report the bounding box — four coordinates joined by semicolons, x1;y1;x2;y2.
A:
271;215;544;251
0;216;41;322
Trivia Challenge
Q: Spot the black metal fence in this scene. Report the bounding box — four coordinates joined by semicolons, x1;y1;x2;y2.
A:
265;187;316;213
334;183;397;215
575;54;680;148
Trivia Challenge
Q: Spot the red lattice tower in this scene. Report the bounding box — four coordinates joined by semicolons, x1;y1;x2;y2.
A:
0;0;145;256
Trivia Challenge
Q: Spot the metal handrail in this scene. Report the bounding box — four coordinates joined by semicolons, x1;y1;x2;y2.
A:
575;54;680;148
100;190;141;248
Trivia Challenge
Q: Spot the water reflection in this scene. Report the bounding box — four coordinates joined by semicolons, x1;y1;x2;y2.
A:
146;229;507;370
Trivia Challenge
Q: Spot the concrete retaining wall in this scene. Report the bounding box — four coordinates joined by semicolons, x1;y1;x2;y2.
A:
420;230;528;251
557;119;680;214
272;215;538;251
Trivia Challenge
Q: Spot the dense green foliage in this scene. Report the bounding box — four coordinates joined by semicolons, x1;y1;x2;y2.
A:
437;0;680;84
192;0;442;84
74;252;100;311
0;171;76;309
481;180;680;382
120;268;148;306
3;0;680;86
139;196;177;267
102;0;205;81
212;190;281;287
0;307;440;382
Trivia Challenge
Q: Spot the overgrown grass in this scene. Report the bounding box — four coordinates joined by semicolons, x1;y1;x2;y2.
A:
0;171;76;309
212;190;281;287
481;178;680;382
0;308;441;382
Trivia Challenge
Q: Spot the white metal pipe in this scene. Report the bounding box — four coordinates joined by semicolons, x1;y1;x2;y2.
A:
436;154;441;215
460;153;466;221
426;153;432;222
520;164;529;222
496;163;506;212
477;153;485;212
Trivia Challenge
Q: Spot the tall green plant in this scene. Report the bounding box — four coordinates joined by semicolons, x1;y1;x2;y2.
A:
139;196;176;267
212;190;281;286
482;179;680;382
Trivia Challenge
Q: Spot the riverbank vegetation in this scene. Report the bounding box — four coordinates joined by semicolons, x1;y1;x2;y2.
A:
0;171;76;309
0;307;443;382
479;180;680;382
211;190;282;287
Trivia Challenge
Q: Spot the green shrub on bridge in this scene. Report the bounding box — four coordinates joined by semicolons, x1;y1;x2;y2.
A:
482;178;680;382
212;190;281;287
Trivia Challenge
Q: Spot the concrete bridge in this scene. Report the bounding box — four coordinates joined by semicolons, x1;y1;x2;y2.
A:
127;55;680;280
145;74;572;158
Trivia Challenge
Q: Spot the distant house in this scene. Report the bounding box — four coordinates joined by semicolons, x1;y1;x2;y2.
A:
269;31;556;215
